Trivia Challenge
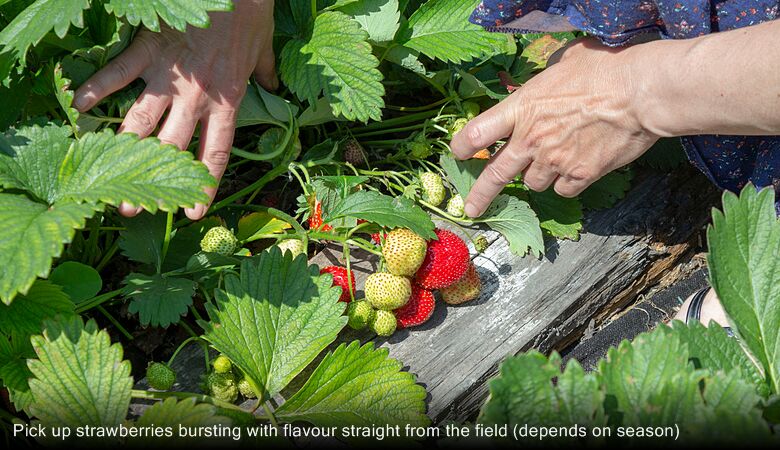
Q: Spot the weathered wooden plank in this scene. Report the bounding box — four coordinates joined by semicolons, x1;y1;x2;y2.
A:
306;168;717;423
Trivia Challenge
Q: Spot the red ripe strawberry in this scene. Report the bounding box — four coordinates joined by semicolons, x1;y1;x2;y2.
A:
319;266;355;302
371;232;387;244
308;200;332;232
394;285;435;328
414;228;470;289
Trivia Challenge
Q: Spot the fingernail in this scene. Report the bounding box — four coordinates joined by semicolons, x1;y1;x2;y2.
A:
72;96;86;111
464;202;482;218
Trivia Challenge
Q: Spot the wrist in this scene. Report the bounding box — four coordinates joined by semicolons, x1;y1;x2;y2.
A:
623;37;713;138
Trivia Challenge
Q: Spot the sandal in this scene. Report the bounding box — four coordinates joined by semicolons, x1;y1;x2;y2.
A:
677;287;735;337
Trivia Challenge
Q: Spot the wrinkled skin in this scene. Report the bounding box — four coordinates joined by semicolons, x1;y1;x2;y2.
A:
74;0;276;220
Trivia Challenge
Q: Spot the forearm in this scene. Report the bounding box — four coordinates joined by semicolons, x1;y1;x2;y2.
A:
629;20;780;137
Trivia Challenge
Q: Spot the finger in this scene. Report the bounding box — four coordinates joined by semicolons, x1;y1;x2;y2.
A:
156;100;201;151
118;87;171;138
521;161;558;192
254;47;279;91
450;99;515;160
118;202;143;218
553;175;592;198
463;138;532;218
185;107;236;220
73;38;154;112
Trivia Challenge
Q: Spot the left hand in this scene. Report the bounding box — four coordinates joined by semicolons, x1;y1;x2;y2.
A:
450;38;659;218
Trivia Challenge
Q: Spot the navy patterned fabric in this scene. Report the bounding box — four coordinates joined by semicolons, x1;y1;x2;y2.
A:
471;1;780;211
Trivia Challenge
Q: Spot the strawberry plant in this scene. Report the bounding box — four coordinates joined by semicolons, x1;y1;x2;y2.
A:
477;185;780;445
0;0;687;444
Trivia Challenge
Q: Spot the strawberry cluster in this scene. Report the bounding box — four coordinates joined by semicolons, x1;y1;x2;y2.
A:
334;227;482;338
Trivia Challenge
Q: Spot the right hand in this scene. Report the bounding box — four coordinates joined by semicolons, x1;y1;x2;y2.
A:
73;0;277;220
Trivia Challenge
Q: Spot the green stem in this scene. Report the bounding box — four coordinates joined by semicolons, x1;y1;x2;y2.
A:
167;336;205;366
179;320;199;338
347;110;439;134
350;123;425;138
160;211;173;273
385;96;454;112
131;389;248;412
96;240;119;272
262;402;279;429
97;306;133;340
75;288;124;313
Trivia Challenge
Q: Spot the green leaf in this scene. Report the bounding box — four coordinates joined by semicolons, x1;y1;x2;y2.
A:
402;0;511;63
49;261;102;304
707;186;780;393
338;0;400;44
276;341;429;427
480;194;544;257
199;248;345;401
0;127;215;210
528;189;583;240
479;352;604;430
55;130;215;210
0;194;99;304
328;190;436;239
105;0;233;32
439;152;487;197
27;316;133;427
579;169;632;210
118;212;166;270
280;11;384;122
236;212;291;242
668;321;769;396
236;83;296;127
0;0;91;79
123;273;195;328
0;281;74;337
598;330;690;425
136;397;230;428
53;63;79;133
0;334;34;394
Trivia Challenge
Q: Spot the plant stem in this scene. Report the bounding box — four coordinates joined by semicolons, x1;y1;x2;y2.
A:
75;288;124;313
96;240;119;272
262;402;279;429
167;336;205;366
160;211;173;273
350;123;424;138
97;306;133;340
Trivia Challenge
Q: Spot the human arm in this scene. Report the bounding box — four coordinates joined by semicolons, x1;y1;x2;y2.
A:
451;20;780;218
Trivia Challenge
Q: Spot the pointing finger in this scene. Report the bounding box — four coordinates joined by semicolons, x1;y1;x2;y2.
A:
464;137;531;217
450;98;516;160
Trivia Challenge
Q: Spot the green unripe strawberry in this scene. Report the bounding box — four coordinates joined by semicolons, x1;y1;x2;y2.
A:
474;234;489;253
213;354;232;374
200;226;238;255
207;372;238;403
420;172;445;206
238;378;257;399
382;228;427;277
369;310;397;337
365;272;411;311
449;118;468;137
462;101;480;120
146;362;176;391
277;238;305;258
446;195;465;217
347;300;375;330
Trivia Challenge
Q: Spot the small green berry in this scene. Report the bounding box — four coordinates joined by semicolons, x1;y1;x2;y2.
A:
449;118;468;136
369;310;397;337
146;362;176;391
277;238;305;258
446;195;465;217
462;101;480;120
213;354;232;374
474;234;489;253
238;378;257;399
419;172;446;206
207;372;238;403
200;226;238;255
347;300;376;330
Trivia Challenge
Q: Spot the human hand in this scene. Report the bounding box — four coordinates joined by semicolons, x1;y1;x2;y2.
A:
450;38;659;218
73;0;277;220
